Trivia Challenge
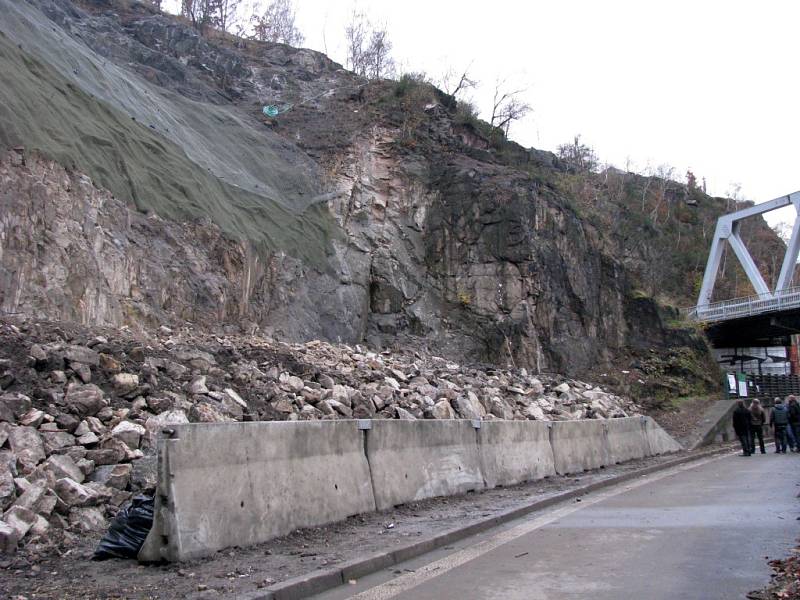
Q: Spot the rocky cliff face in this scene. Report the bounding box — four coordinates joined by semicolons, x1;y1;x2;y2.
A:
0;0;741;395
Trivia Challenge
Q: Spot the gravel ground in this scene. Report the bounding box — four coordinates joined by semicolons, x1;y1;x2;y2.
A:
0;452;705;600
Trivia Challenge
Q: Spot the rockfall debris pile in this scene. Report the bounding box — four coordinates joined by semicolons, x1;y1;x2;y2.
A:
0;316;640;554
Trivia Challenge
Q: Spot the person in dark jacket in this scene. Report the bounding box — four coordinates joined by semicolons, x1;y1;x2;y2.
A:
732;399;752;456
749;398;767;454
770;397;790;454
787;395;800;452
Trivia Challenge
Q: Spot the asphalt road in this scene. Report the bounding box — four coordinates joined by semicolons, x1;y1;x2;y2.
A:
314;450;800;600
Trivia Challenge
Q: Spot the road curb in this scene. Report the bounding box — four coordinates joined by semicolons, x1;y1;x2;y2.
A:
248;445;735;600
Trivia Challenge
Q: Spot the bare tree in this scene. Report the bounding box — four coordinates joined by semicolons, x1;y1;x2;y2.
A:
215;0;241;34
489;81;531;136
182;0;240;35
440;64;477;98
345;9;369;76
251;0;304;45
344;10;394;79
182;0;215;33
557;135;599;172
366;27;394;79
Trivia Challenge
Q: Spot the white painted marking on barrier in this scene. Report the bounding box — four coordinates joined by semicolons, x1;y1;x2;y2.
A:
346;453;730;600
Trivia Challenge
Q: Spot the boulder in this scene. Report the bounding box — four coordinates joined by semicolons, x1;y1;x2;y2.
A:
524;404;546;420
50;370;67;384
3;506;35;543
0;519;20;553
188;402;232;423
130;455;157;491
187;376;209;395
396;407;417;420
30;514;50;537
112;373;139;396
85;416;106;434
144;409;189;446
74;363;92;384
489;398;514;420
8;426;46;473
270;398;295;414
223;388;247;408
55;412;80;433
327;399;352;418
10;482;47;512
78;431;100;446
111;421;145;449
146;396;174;413
431;399;456;419
90;464;132;490
41;430;76;454
318;374;335;389
65;384;106;417
64;345;99;367
279;373;305;393
553;382;570;394
54;478;103;507
76;458;95;477
29;344;48;364
41;454;84;483
19;409;45;428
316;400;334;416
0;465;15;510
453;392;485;420
86;446;126;467
0;393;32;422
0;422;9;447
68;506;107;533
98;353;122;374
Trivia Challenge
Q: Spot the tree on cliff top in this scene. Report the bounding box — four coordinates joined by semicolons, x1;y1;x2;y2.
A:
251;0;304;45
489;80;531;136
345;10;395;80
557;135;599;172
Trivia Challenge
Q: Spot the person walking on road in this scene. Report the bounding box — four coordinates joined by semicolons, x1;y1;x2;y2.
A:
787;395;800;452
749;399;767;454
771;397;790;454
733;399;752;456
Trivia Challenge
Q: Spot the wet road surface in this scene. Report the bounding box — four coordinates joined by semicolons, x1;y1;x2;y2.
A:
314;450;800;600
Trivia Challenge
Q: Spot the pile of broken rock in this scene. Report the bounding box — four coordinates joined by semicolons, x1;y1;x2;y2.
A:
0;317;639;553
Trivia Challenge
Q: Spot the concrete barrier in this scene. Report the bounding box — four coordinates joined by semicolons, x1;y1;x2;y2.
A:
644;416;683;454
138;421;375;562
477;421;555;488
365;420;484;510
550;419;611;475
140;416;681;561
605;417;650;464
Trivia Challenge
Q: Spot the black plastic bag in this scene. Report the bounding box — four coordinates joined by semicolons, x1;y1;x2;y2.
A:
93;494;154;560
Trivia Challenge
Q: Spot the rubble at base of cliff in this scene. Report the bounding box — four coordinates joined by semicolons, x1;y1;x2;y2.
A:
0;316;639;554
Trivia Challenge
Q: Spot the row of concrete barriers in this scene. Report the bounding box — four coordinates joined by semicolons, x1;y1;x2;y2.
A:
139;416;680;561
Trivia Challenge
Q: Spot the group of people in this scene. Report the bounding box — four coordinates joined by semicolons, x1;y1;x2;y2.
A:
732;395;800;455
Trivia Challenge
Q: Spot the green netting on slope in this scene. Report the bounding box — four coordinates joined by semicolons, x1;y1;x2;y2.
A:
0;2;338;268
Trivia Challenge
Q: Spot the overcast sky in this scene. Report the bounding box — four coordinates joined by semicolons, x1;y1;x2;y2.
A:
171;1;800;226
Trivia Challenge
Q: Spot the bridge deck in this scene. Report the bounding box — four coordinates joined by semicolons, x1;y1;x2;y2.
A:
689;286;800;323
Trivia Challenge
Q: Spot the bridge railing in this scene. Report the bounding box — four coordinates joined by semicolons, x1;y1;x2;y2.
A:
688;285;800;322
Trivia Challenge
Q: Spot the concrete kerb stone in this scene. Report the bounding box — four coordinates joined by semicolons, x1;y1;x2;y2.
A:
477;420;556;488
365;419;485;511
258;445;736;600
